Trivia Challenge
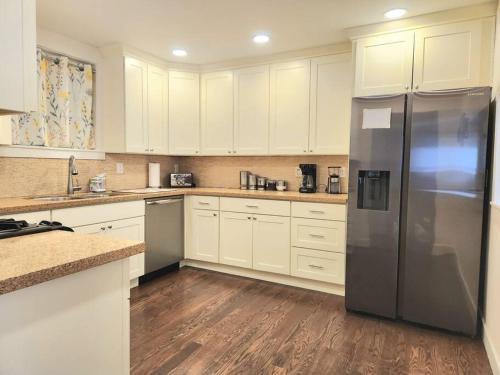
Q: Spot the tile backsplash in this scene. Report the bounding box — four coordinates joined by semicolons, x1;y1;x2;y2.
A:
0;153;177;198
0;154;348;198
178;155;349;193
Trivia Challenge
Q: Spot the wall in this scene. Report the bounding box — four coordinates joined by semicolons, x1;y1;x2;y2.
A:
178;155;349;192
483;2;500;375
0;154;176;198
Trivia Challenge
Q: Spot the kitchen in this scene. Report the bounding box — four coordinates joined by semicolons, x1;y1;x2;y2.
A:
0;0;499;374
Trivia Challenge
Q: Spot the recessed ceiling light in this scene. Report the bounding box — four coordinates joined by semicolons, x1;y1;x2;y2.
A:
384;8;407;19
172;49;187;57
253;34;270;44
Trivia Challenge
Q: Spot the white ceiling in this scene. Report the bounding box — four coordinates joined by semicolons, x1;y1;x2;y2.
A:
37;0;494;64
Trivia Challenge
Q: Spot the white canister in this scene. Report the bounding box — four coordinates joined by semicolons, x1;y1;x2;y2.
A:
148;163;161;188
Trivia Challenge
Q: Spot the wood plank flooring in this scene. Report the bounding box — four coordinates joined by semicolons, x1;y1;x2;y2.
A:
130;267;492;375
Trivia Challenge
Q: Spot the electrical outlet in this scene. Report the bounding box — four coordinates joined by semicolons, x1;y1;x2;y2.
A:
174;163;179;173
295;167;302;177
116;163;124;174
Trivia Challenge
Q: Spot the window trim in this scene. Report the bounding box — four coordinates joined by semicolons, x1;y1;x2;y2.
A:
0;144;105;160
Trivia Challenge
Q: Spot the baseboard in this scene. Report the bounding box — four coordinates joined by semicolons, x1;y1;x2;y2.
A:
483;319;500;375
180;260;345;296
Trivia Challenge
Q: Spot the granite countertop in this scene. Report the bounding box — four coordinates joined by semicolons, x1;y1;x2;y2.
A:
0;188;348;215
0;231;144;295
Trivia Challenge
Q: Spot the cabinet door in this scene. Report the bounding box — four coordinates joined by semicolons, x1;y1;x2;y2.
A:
413;20;483;91
0;0;36;113
125;57;149;153
147;64;168;154
234;66;270;155
187;209;219;262
168;71;200;155
252;214;290;275
309;54;352;155
201;71;234;155
269;60;310;155
354;31;414;96
74;217;145;280
220;211;253;268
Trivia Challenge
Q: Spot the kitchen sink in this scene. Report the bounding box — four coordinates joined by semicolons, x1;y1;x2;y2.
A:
31;192;126;201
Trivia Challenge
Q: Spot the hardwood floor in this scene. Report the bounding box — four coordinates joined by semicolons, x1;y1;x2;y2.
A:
131;267;491;375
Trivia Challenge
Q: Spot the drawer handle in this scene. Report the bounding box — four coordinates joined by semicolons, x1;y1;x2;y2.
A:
107;225;113;229
198;201;210;205
309;210;325;214
246;204;259;208
309;233;325;238
100;227;106;231
308;264;324;270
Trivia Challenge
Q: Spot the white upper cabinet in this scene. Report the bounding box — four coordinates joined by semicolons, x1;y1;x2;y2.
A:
270;60;311;155
309;54;352;155
354;31;414;97
234;65;270;155
353;19;494;96
0;0;36;114
147;65;169;154
413;20;484;91
201;71;234;155
124;57;149;153
169;71;200;155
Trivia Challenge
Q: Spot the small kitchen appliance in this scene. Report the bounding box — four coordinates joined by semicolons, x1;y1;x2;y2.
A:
298;164;316;193
266;180;277;191
276;180;287;191
327;166;342;194
170;173;194;187
89;174;106;192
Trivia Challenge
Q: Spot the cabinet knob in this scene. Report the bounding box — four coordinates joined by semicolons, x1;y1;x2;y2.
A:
253;217;257;221
303;150;307;153
100;227;106;231
107;225;113;229
213;213;217;217
309;150;313;153
150;148;154;152
247;216;251;220
233;150;236;154
228;150;231;154
405;84;409;91
414;84;419;90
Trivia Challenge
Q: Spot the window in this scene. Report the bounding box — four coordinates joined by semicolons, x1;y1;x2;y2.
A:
11;48;96;150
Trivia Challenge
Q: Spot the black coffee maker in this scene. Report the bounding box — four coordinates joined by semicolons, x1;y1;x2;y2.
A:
299;164;317;193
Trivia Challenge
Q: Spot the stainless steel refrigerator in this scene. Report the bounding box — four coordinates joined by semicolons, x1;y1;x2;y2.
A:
345;87;491;336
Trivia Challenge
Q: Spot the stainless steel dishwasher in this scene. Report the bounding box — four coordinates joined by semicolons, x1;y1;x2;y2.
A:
144;196;184;276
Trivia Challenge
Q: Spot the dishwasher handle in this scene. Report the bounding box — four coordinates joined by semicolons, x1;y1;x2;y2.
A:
146;198;183;205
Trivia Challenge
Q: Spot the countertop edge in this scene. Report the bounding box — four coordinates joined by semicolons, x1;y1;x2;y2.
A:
0;242;144;296
0;189;348;215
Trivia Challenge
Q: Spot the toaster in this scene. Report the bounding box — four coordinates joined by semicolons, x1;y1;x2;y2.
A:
170;173;194;187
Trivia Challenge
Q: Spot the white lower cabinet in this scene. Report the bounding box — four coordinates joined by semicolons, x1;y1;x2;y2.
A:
220;211;253;268
291;247;345;284
187;209;220;262
291;218;346;253
73;216;146;281
53;201;146;285
252;214;290;275
186;197;347;288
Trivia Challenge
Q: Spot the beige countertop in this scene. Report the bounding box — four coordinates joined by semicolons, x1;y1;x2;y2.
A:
0;188;348;215
0;231;144;295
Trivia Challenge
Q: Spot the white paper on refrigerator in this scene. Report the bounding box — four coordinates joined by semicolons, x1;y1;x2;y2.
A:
362;108;392;129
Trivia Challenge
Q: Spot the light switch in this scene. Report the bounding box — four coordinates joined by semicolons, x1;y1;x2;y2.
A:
116;163;124;174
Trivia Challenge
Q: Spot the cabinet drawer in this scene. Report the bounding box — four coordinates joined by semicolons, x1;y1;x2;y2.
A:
291;202;345;221
220;197;290;216
190;195;219;210
0;210;51;223
291;218;345;253
52;201;145;228
291;247;345;284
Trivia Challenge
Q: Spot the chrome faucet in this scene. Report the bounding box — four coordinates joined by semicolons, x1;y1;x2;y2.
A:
67;155;82;194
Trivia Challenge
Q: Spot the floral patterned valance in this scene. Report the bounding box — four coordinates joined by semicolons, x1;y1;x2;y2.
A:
11;49;96;150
